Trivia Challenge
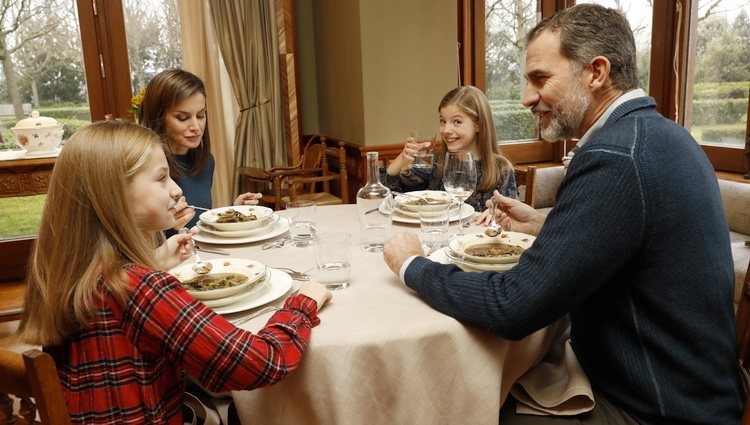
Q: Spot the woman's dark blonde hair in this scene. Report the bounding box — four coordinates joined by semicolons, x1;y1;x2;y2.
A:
138;68;211;180
439;86;513;191
17;121;164;346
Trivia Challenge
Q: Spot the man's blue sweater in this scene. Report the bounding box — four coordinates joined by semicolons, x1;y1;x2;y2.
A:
405;97;743;424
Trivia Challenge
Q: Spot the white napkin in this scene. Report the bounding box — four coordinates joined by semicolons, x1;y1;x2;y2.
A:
510;324;594;416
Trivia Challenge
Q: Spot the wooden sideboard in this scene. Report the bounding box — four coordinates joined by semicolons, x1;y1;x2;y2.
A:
0;156;55;322
0;156;56;198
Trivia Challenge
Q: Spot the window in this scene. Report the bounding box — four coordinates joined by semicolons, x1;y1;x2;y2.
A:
0;1;88;239
484;0;538;142
123;0;183;98
465;0;750;173
683;1;749;163
0;0;181;241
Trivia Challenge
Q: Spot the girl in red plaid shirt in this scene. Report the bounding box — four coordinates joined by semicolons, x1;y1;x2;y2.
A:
17;120;331;425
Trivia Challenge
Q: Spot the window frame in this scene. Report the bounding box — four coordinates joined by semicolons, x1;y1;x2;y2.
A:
0;1;132;282
462;0;749;173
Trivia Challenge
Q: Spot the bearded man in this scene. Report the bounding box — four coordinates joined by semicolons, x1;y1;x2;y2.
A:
383;4;743;424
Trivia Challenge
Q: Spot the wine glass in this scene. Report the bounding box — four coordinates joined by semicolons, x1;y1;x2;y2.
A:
443;151;477;236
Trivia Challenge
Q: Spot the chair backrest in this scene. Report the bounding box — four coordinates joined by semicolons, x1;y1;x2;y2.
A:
285;137;349;207
736;259;750;424
515;165;565;210
293;136;330;196
0;348;71;425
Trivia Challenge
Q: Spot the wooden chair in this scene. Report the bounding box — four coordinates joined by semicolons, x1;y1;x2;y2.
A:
736;258;750;424
0;348;71;425
514;165;565;210
237;135;348;210
283;138;349;208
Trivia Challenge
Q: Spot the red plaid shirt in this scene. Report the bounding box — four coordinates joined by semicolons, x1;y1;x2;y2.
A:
46;264;320;425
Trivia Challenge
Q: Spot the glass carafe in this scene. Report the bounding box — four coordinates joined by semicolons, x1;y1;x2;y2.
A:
356;152;393;252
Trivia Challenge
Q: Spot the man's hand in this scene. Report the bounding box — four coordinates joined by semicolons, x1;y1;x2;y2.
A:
383;232;424;276
494;191;546;236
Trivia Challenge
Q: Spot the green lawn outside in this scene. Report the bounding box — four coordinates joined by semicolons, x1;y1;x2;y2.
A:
0;195;46;239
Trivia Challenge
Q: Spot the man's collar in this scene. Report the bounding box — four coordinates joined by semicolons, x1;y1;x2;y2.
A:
578;89;646;148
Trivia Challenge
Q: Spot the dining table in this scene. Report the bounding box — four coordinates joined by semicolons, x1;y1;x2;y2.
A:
193;203;569;425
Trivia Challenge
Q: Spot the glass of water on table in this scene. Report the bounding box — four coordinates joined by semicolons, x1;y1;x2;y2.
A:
314;232;351;290
286;200;316;247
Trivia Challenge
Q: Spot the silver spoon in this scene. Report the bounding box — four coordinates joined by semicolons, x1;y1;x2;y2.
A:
484;197;502;237
179;228;213;274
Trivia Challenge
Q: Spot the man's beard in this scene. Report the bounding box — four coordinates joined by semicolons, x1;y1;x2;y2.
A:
535;80;591;142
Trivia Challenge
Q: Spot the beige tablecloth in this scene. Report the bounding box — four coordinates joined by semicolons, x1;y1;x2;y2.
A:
195;204;587;425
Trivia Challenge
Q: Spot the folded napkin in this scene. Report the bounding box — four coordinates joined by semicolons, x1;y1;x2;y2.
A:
510;324;594;416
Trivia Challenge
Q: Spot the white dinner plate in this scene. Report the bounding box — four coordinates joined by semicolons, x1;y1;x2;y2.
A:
382;202;474;224
430;247;518;272
212;268;293;315
447;231;535;264
196;214;281;238
193;219;289;245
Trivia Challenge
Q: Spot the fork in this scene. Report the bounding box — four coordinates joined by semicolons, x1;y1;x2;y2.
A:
267;266;311;281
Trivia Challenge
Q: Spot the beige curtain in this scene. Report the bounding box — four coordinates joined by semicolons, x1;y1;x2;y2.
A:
176;0;237;207
209;1;285;195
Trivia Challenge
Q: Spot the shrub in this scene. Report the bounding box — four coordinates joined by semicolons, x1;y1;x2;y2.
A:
691;99;747;125
493;109;536;140
693;81;749;100
698;123;747;144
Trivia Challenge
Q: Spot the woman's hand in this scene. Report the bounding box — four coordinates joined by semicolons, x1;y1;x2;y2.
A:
234;192;263;206
158;229;196;270
385;137;433;176
296;281;333;312
170;196;195;230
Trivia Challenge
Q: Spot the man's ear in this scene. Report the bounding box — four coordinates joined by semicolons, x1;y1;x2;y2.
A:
588;56;611;91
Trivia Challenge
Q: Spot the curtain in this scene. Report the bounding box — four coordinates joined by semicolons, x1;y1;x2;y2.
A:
176;0;237;207
208;0;285;196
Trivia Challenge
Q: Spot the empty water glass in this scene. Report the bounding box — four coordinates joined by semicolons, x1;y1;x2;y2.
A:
286;200;316;247
419;203;451;254
314;232;352;290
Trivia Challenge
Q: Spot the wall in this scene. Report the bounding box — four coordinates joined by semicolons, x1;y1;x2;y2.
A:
296;0;456;146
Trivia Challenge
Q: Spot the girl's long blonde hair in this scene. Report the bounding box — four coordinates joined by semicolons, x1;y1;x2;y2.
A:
17;121;164;346
439;86;514;191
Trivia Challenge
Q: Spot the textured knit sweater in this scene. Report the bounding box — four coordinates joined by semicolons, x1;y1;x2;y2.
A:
175;153;214;229
404;97;743;424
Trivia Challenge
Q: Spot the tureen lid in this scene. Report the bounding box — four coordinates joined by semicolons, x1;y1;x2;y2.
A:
12;111;62;130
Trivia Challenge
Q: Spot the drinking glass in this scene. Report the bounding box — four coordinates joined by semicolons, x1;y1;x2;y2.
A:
443;151;477;236
286;200;317;247
418;203;452;254
411;131;434;169
314;232;351;290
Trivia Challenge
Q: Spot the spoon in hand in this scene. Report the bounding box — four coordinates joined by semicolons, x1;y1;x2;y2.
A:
484;197;501;237
179;228;213;274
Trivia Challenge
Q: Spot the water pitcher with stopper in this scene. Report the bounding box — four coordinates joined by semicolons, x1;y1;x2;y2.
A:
356;152;393;252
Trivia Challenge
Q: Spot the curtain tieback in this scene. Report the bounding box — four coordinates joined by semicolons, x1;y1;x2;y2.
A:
239;98;271;113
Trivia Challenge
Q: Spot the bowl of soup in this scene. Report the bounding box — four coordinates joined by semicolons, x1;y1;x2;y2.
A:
199;205;274;231
170;258;269;301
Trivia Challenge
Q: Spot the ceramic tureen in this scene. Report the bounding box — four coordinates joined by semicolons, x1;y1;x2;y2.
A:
11;111;64;153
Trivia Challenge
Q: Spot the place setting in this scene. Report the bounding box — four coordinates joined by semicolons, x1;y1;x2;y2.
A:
428;230;536;272
192;205;290;245
382;190;473;224
169;257;294;316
